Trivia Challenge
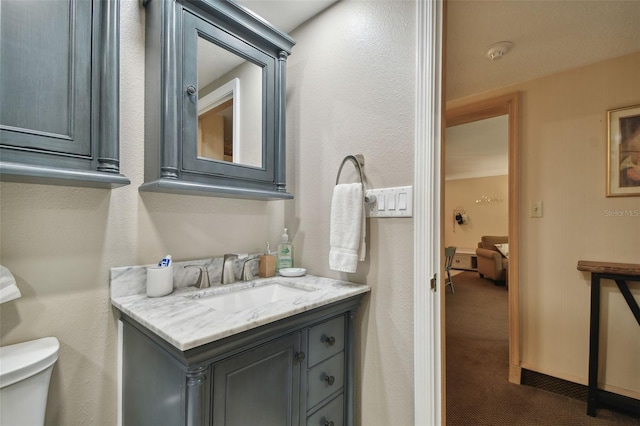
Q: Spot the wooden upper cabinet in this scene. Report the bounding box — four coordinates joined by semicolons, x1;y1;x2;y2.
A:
0;0;129;188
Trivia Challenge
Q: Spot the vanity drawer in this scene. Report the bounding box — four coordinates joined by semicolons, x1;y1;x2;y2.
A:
307;352;345;408
307;393;344;426
308;316;345;366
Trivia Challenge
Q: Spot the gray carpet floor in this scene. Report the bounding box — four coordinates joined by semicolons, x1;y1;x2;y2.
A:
445;271;640;425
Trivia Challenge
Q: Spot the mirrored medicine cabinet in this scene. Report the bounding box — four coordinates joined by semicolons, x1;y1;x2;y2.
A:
140;0;295;199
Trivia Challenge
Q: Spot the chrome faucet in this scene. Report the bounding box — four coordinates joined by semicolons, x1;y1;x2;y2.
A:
184;265;210;289
242;257;260;281
221;254;238;284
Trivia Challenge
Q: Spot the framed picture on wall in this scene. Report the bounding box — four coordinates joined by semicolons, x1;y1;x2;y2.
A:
607;104;640;197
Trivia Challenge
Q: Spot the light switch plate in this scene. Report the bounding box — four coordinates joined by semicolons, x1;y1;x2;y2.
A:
366;186;413;218
530;201;543;218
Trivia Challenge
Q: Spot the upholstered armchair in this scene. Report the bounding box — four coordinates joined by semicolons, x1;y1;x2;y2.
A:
476;236;509;284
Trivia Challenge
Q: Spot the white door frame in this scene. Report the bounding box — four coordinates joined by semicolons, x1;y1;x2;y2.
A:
414;0;443;425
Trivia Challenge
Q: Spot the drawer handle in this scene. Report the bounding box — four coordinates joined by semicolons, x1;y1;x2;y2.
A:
186;85;197;96
324;421;335;426
325;336;336;346
324;375;335;386
295;352;305;363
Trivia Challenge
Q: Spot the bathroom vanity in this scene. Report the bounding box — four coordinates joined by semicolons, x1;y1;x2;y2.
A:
111;263;369;426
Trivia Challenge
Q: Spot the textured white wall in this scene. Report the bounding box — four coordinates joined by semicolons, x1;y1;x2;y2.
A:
448;52;640;398
0;2;284;424
286;1;416;424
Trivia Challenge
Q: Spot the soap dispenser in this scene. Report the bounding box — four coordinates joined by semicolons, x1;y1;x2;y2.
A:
276;228;293;272
259;242;276;278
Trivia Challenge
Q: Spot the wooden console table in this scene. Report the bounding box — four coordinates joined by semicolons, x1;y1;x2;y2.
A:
576;260;640;417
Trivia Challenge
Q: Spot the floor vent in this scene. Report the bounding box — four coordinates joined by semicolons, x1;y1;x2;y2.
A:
521;369;588;401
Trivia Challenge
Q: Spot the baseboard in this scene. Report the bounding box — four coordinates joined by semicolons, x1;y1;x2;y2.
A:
521;369;587;401
521;369;640;417
520;362;640;400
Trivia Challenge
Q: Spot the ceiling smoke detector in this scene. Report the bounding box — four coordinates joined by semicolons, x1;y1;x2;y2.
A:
485;41;513;61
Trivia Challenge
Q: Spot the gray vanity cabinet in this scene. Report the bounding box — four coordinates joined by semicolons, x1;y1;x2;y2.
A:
0;0;129;188
121;296;362;426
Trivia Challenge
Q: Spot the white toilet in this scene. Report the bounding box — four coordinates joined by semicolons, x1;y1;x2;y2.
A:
0;336;60;426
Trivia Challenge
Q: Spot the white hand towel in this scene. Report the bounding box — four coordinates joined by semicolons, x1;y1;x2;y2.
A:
0;265;21;304
330;183;366;273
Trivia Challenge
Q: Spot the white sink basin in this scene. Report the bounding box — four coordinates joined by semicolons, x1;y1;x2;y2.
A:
193;283;312;313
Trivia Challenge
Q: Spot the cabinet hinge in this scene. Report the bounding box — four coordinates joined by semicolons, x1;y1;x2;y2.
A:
430;274;437;292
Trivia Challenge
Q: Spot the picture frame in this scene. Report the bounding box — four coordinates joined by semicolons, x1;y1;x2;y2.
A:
607;104;640;197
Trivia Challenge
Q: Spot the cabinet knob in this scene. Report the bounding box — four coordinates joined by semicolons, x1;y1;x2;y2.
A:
294;352;305;363
325;336;336;346
324;375;335;386
324;421;335;426
186;85;197;96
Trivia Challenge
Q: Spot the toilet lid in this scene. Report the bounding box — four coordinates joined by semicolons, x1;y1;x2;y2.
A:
0;337;59;388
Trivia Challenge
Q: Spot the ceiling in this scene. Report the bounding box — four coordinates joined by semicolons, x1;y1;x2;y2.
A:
446;0;640;101
237;0;337;33
445;115;508;180
446;0;640;179
236;1;640;100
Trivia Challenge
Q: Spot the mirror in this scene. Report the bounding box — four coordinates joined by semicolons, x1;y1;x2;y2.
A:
197;37;263;168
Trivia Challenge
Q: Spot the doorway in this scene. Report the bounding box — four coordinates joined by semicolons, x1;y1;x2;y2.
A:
443;93;521;416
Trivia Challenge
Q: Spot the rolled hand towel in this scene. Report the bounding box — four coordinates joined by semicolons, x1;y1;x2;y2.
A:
0;265;21;304
330;183;365;273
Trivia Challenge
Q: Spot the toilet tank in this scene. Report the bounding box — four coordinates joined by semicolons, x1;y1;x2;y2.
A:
0;337;60;426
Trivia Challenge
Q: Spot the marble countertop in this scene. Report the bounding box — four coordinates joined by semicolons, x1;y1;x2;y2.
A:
111;275;370;351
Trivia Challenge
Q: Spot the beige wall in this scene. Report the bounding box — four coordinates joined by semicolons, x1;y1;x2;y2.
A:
448;52;640;398
0;1;417;425
0;2;284;424
444;175;509;249
286;0;416;424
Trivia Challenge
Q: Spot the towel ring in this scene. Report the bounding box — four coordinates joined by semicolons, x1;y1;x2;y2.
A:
335;154;375;205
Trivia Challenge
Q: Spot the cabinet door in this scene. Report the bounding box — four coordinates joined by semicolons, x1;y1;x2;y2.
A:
212;332;301;426
181;10;276;183
0;0;127;187
1;0;91;155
